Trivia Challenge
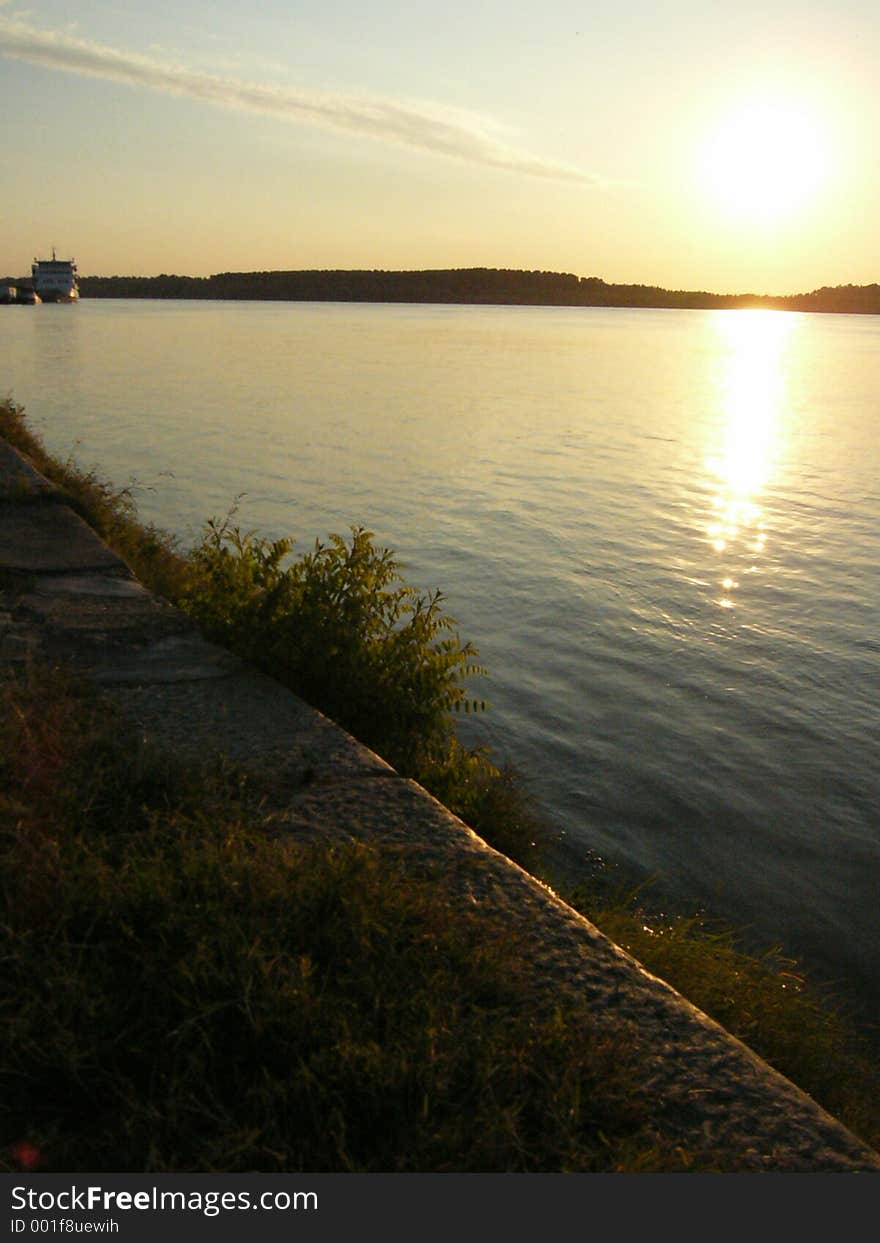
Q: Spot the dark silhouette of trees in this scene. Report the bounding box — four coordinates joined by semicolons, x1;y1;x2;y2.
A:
74;269;880;315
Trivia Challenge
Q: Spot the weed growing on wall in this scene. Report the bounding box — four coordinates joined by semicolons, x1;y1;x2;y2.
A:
183;518;487;774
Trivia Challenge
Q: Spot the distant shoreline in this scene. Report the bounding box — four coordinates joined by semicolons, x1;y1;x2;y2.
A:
11;268;877;315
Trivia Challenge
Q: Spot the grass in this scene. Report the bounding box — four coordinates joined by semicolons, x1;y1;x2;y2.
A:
1;665;691;1173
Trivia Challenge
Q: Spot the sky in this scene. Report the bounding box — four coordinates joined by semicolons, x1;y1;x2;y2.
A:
1;1;878;293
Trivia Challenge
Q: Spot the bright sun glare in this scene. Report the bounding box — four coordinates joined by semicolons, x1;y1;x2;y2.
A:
699;96;830;225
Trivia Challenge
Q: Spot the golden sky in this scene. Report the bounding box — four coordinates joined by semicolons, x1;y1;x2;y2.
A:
1;1;877;293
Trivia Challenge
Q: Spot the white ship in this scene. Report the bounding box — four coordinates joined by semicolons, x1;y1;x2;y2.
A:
31;250;79;303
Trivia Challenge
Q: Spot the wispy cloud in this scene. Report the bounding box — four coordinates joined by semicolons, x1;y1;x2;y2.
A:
0;18;600;185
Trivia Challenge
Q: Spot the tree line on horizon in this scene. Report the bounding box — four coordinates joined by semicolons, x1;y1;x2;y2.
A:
6;266;880;313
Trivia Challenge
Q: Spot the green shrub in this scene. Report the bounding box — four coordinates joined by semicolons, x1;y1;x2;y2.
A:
183;518;488;777
181;518;555;866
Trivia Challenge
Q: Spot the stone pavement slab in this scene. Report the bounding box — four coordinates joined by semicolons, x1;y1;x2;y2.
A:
0;439;64;500
35;572;154;598
101;668;393;782
0;501;128;572
8;573;192;672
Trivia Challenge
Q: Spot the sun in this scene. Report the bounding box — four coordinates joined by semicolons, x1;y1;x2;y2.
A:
698;96;830;225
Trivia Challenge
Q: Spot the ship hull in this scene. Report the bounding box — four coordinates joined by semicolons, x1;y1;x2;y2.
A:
31;253;79;304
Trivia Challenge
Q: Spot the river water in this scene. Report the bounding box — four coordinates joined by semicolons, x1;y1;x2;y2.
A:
4;298;879;1018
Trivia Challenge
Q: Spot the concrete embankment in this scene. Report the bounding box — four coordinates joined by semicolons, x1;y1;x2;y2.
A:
2;433;879;1173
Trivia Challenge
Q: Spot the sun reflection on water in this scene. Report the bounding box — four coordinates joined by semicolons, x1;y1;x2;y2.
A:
705;310;795;609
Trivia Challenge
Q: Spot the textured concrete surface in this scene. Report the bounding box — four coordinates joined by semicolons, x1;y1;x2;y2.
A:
2;434;879;1173
0;503;128;573
0;439;64;499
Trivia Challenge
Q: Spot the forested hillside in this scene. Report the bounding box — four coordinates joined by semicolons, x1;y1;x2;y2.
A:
61;267;880;314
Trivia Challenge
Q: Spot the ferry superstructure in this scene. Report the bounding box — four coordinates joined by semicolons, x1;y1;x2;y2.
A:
31;250;79;303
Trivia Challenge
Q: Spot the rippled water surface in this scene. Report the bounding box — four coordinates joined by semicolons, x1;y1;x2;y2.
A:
5;299;879;1014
